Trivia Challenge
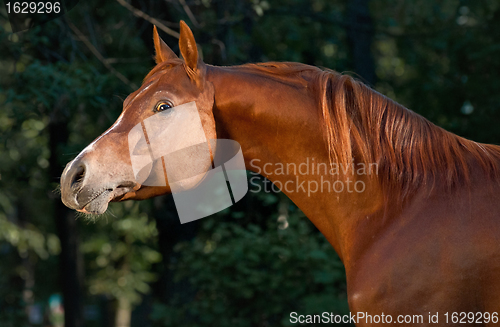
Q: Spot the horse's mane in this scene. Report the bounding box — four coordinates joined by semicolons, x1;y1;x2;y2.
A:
238;62;500;194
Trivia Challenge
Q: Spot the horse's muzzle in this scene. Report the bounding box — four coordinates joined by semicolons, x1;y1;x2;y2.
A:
60;157;137;214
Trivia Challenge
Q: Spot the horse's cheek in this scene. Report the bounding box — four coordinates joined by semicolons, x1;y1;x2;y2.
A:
198;81;217;140
201;113;217;140
199;108;215;139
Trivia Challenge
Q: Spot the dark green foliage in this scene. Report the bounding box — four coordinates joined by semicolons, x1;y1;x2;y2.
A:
150;202;349;327
1;0;499;326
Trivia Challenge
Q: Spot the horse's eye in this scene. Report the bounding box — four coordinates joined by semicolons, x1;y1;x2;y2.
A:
155;101;173;112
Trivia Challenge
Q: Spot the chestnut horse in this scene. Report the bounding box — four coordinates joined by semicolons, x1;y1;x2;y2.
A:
61;21;500;325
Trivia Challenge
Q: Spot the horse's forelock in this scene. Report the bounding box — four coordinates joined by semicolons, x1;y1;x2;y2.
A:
142;58;185;84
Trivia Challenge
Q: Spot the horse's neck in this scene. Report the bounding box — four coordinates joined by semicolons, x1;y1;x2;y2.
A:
206;65;387;263
207;64;500;267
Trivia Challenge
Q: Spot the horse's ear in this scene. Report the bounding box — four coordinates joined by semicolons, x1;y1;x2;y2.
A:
179;20;199;72
153;25;177;64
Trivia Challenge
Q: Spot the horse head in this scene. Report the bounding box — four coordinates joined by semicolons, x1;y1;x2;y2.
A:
60;21;215;214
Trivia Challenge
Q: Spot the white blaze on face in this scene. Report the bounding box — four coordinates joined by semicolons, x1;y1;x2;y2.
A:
128;101;211;188
81;80;155;159
74;110;126;162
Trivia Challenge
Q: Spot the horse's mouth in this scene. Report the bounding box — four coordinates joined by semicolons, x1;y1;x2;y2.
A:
78;189;113;215
74;183;138;215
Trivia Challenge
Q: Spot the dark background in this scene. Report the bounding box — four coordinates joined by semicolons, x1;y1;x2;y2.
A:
1;0;499;326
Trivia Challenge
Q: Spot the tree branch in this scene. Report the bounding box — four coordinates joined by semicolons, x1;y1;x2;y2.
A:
116;0;180;39
66;20;138;90
178;0;200;27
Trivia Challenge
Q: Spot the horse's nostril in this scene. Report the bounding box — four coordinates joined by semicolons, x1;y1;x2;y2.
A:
71;164;86;190
61;159;89;209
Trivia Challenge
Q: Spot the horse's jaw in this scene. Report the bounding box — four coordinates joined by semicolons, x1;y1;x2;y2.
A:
73;189;114;215
111;185;171;202
61;182;139;215
62;174;173;215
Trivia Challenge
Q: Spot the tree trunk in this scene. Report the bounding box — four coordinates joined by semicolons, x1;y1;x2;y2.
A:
346;0;376;86
49;98;85;327
115;297;131;327
152;195;198;302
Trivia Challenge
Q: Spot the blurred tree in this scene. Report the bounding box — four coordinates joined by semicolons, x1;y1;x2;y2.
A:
371;0;500;143
1;1;499;327
0;1;156;325
150;195;349;327
347;0;376;85
82;202;161;327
